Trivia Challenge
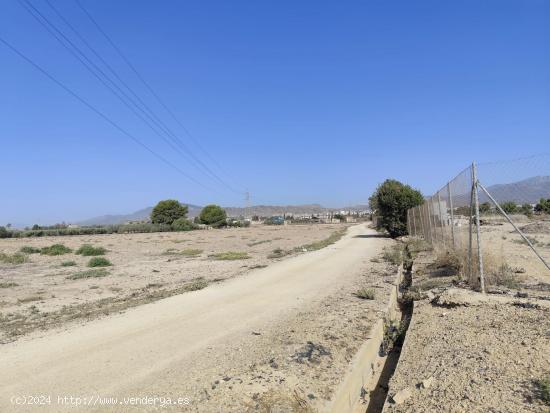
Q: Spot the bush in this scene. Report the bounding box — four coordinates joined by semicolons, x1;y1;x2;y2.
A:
535;198;550;214
354;288;375;300
171;218;197;231
40;244;72;256
479;202;491;214
87;257;112;267
67;269;109;280
199;205;227;228
501;202;518;214
61;260;77;267
0;252;28;264
535;375;550;405
151;200;188;225
0;227;12;238
20;246;40;254
370;179;423;238
519;203;533;217
76;244;106;256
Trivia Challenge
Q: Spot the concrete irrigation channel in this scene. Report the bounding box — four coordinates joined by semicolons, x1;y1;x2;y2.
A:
328;256;415;413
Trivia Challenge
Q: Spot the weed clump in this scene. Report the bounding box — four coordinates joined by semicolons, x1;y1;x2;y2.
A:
0;252;28;264
534;375;550;405
180;249;203;257
61;260;77;267
19;246;40;254
76;244;106;256
268;248;289;259
87;257;112;267
382;245;403;266
209;251;250;260
67;268;109;280
0;282;19;288
40;244;72;256
355;288;375;300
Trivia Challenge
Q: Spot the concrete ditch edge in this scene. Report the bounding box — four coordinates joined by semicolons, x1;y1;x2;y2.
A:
326;266;403;413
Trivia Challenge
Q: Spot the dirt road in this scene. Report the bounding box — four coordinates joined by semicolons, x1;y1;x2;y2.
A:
0;224;391;412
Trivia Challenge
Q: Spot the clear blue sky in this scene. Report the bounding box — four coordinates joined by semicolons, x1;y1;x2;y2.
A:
1;0;549;225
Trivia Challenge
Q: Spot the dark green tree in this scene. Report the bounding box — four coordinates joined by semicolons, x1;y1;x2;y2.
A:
199;205;227;228
479;202;491;214
500;202;518;214
369;179;423;238
150;200;188;225
535;198;550;214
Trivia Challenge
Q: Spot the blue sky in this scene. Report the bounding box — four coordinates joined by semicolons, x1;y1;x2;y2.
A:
1;0;549;225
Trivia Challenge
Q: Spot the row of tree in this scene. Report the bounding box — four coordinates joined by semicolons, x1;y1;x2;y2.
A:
150;200;228;228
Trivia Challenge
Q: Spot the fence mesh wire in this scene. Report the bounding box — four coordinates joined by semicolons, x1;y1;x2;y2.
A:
407;155;550;290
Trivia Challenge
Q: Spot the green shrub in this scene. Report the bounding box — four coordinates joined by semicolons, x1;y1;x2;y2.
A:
20;246;40;254
171;218;197;231
61;260;77;267
0;281;19;288
40;244;72;256
0;227;12;238
67;269;109;280
87;257;112;267
534;375;550;405
535;198;550;214
199;205;227;228
209;251;250;260
151;200;188;225
370;179;423;238
0;252;28;264
519;203;533;217
501;202;518;214
76;244;106;256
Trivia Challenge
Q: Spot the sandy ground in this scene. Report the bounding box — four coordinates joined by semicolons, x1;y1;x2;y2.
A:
445;215;550;287
0;223;346;343
383;248;550;413
0;224;397;413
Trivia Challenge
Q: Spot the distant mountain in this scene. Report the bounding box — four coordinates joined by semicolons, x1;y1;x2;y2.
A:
76;203;370;226
480;176;550;204
77;204;203;226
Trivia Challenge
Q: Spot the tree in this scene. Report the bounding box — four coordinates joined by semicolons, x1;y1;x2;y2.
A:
199;205;227;228
172;217;197;231
535;198;550;214
150;200;188;225
479;202;491;214
500;202;518;214
519;203;533;217
370;179;423;238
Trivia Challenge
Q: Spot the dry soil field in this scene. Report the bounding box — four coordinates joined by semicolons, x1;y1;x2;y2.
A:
0;223;348;344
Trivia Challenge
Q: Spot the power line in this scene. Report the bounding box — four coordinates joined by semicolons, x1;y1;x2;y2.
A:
21;0;241;196
74;0;244;192
0;34;214;191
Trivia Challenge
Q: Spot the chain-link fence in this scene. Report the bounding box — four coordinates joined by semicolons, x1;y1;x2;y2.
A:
407;154;550;292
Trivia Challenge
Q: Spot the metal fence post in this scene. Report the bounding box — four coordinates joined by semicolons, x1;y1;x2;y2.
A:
437;192;446;249
418;204;428;241
468;168;474;282
413;208;418;237
426;200;433;245
447;182;456;248
472;162;485;293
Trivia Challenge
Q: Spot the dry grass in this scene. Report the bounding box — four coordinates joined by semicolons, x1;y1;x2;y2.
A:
67;269;109;280
354;288;375;300
244;389;314;413
209;251;250;260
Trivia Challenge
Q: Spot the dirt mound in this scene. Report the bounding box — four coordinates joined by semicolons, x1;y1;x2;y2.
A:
520;221;550;234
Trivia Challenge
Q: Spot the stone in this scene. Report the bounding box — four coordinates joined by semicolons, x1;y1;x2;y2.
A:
392;387;412;404
421;376;435;389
